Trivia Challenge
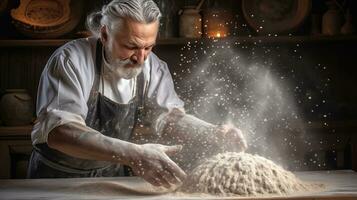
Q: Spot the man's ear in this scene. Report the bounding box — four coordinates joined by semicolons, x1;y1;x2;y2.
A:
100;25;108;44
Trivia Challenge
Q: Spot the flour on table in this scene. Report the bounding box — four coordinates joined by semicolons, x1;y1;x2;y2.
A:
179;152;322;196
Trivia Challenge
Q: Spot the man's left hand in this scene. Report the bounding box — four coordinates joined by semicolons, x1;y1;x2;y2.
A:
215;124;247;152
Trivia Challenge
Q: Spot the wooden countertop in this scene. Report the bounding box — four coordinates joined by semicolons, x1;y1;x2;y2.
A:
0;170;356;200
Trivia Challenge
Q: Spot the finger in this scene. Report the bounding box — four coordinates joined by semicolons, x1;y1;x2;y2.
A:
162;166;180;185
223;128;247;151
163;157;187;182
215;125;226;134
144;176;162;187
228;128;243;141
241;138;248;150
233;128;248;150
153;171;171;189
163;145;183;156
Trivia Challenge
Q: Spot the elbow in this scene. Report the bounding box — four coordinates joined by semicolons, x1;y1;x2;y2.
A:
47;125;66;149
47;122;86;150
47;129;60;149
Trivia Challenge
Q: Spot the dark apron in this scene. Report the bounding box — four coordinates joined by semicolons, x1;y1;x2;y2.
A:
27;40;145;178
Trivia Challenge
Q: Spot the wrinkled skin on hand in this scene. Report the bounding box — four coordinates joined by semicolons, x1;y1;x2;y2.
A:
129;143;187;188
215;124;248;152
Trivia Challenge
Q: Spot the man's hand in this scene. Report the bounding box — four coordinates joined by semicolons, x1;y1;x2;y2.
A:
215;124;247;152
47;123;185;186
128;144;187;189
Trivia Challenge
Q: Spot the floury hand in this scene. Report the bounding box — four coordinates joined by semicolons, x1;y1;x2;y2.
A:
215;124;248;152
128;144;187;188
47;123;186;187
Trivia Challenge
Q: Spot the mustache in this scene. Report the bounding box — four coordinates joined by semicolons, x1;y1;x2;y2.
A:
104;48;145;69
111;58;141;68
104;47;143;79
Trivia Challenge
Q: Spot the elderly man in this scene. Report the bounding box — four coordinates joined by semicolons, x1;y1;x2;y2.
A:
27;0;247;188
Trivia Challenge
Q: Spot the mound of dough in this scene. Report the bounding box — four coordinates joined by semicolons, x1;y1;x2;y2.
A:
180;152;313;196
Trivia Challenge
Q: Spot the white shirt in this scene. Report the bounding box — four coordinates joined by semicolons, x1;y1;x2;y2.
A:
31;37;184;145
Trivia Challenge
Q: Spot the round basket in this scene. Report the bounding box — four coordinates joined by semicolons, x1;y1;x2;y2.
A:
242;0;311;34
11;0;83;38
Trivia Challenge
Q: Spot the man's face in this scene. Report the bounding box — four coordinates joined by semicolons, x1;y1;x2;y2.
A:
101;19;158;79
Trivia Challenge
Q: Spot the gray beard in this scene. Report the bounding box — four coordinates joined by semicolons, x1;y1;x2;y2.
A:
103;47;143;79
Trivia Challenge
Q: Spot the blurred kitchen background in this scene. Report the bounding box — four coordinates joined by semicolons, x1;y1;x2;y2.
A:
0;0;356;179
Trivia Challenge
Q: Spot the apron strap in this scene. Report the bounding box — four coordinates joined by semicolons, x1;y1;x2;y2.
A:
95;39;103;76
134;71;145;125
87;39;102;99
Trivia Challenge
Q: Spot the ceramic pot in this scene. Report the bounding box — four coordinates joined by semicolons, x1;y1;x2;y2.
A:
0;89;34;126
341;10;355;35
179;7;202;38
322;0;343;35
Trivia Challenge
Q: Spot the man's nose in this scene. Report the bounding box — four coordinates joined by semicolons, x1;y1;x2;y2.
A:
131;49;146;65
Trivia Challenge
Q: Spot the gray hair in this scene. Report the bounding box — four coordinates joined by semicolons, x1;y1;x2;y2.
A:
86;0;161;37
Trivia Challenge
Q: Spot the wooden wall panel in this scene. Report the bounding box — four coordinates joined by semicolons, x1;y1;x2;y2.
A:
0;47;56;106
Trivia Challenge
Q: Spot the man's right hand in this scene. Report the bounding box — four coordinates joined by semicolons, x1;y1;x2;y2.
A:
48;123;186;187
128;144;187;188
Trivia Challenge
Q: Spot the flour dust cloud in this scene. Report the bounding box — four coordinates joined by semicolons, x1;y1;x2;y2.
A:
172;38;333;170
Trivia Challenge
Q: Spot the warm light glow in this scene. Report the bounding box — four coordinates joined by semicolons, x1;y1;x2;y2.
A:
203;9;233;39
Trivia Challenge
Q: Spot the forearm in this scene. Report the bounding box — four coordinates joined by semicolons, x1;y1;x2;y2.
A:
157;110;246;151
156;109;217;142
47;122;138;165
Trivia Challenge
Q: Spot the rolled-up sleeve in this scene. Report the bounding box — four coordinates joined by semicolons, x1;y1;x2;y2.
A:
32;49;93;145
143;54;185;134
146;55;184;111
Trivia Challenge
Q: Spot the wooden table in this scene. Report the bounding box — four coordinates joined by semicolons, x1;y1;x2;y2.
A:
0;170;356;200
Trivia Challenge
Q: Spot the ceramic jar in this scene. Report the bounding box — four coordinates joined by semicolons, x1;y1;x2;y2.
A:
341;10;356;35
322;0;343;35
179;7;202;38
0;89;34;126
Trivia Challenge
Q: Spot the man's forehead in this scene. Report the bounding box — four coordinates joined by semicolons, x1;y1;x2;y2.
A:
120;19;158;34
115;19;158;46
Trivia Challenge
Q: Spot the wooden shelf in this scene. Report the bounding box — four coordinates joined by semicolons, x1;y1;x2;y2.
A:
0;125;32;139
231;35;357;44
158;35;357;45
0;39;70;47
0;35;356;47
